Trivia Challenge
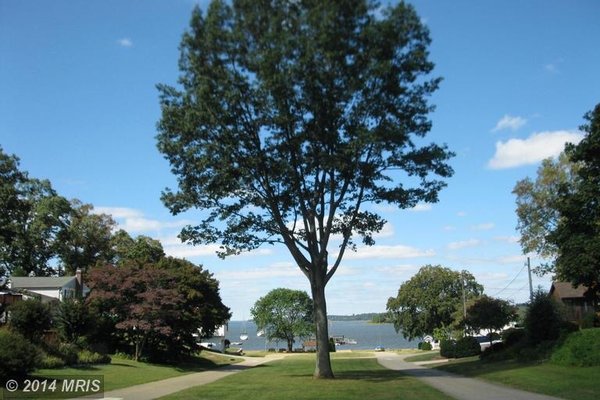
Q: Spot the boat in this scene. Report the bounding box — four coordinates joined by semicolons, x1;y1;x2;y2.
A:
332;335;357;345
257;329;265;337
240;333;249;341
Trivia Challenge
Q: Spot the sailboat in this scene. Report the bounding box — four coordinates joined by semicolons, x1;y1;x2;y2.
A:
240;319;249;341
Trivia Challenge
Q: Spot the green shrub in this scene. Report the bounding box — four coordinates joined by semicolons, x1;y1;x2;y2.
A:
57;342;80;365
454;336;481;358
581;312;599;328
524;290;564;345
7;300;52;343
40;355;66;369
502;328;525;347
77;349;111;365
421;341;432;351
0;329;42;380
551;328;600;367
440;339;456;358
328;338;336;352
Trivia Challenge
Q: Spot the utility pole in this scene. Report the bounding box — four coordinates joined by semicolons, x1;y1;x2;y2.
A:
527;257;534;302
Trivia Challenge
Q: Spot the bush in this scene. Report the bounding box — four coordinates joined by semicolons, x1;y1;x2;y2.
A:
7;300;53;343
454;336;481;358
421;341;432;351
502;328;526;347
40;355;66;369
55;342;80;365
524;290;564;345
551;328;600;367
77;350;111;365
328;337;336;353
440;339;456;358
0;329;42;380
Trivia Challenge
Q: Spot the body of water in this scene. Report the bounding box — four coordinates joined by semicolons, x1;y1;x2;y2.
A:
206;320;419;351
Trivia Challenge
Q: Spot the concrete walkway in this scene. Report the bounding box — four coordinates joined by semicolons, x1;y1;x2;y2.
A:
374;352;564;400
99;354;285;400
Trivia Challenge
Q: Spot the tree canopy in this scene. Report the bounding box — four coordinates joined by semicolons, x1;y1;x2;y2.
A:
463;295;517;344
251;288;314;352
386;265;483;340
0;147;116;279
513;104;600;298
549;104;600;297
87;257;230;362
156;0;452;378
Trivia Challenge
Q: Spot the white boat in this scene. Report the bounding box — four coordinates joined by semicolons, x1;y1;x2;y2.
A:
257;329;265;337
240;333;249;341
332;336;357;345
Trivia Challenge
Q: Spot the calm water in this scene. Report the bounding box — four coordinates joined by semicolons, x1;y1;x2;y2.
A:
207;320;419;351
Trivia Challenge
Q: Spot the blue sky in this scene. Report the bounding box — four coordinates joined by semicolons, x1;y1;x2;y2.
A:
1;1;599;320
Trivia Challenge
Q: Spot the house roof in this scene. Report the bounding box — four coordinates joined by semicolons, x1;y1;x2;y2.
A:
10;276;77;290
549;281;588;299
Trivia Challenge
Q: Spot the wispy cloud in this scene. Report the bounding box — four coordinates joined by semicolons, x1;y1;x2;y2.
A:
494;235;520;244
471;222;495;231
343;244;435;260
94;206;191;233
492;115;527;132
457;211;467;217
447;239;481;250
409;203;433;212
117;38;133;47
488;130;583;169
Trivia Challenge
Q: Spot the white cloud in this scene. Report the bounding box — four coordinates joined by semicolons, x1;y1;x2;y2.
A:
94;206;192;233
492;115;527;132
494;235;520;244
117;38;133;47
409;203;432;212
471;222;495;231
488;130;584;169
343;245;435;260
447;239;481;250
457;211;467;217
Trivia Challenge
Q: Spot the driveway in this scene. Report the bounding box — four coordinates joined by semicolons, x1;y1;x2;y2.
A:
375;352;564;400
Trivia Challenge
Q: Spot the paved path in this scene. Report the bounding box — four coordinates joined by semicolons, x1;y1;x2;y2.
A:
375;352;564;400
99;354;285;400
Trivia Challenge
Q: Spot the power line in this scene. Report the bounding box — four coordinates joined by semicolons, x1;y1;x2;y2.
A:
492;263;527;297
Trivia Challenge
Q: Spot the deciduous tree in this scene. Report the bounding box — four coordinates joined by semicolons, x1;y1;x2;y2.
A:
156;0;452;378
549;104;600;298
463;295;517;345
387;265;482;340
251;288;313;352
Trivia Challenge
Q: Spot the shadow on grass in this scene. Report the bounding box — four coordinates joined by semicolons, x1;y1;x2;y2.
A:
433;357;537;378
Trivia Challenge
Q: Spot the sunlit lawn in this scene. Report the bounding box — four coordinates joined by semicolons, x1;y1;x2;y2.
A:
432;356;600;400
161;353;453;400
31;352;239;392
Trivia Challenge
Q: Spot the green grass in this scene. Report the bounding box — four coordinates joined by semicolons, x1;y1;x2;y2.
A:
31;353;239;392
161;354;453;400
404;351;443;363
433;357;600;400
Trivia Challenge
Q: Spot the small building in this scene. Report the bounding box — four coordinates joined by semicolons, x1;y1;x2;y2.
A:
8;269;89;303
549;281;597;326
0;290;23;323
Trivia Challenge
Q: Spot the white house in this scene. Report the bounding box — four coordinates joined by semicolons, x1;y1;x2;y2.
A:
8;269;90;302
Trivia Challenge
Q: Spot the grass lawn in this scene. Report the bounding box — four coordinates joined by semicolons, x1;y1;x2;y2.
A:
404;351;443;363
432;357;600;400
31;352;239;392
160;353;454;400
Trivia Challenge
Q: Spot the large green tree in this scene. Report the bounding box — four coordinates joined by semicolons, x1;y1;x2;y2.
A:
57;200;116;275
387;265;483;340
0;147;71;278
251;288;314;352
156;0;452;378
463;295;517;345
512;152;579;269
549;104;600;298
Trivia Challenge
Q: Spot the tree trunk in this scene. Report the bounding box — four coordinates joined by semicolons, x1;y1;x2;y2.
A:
310;276;334;379
287;337;294;353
